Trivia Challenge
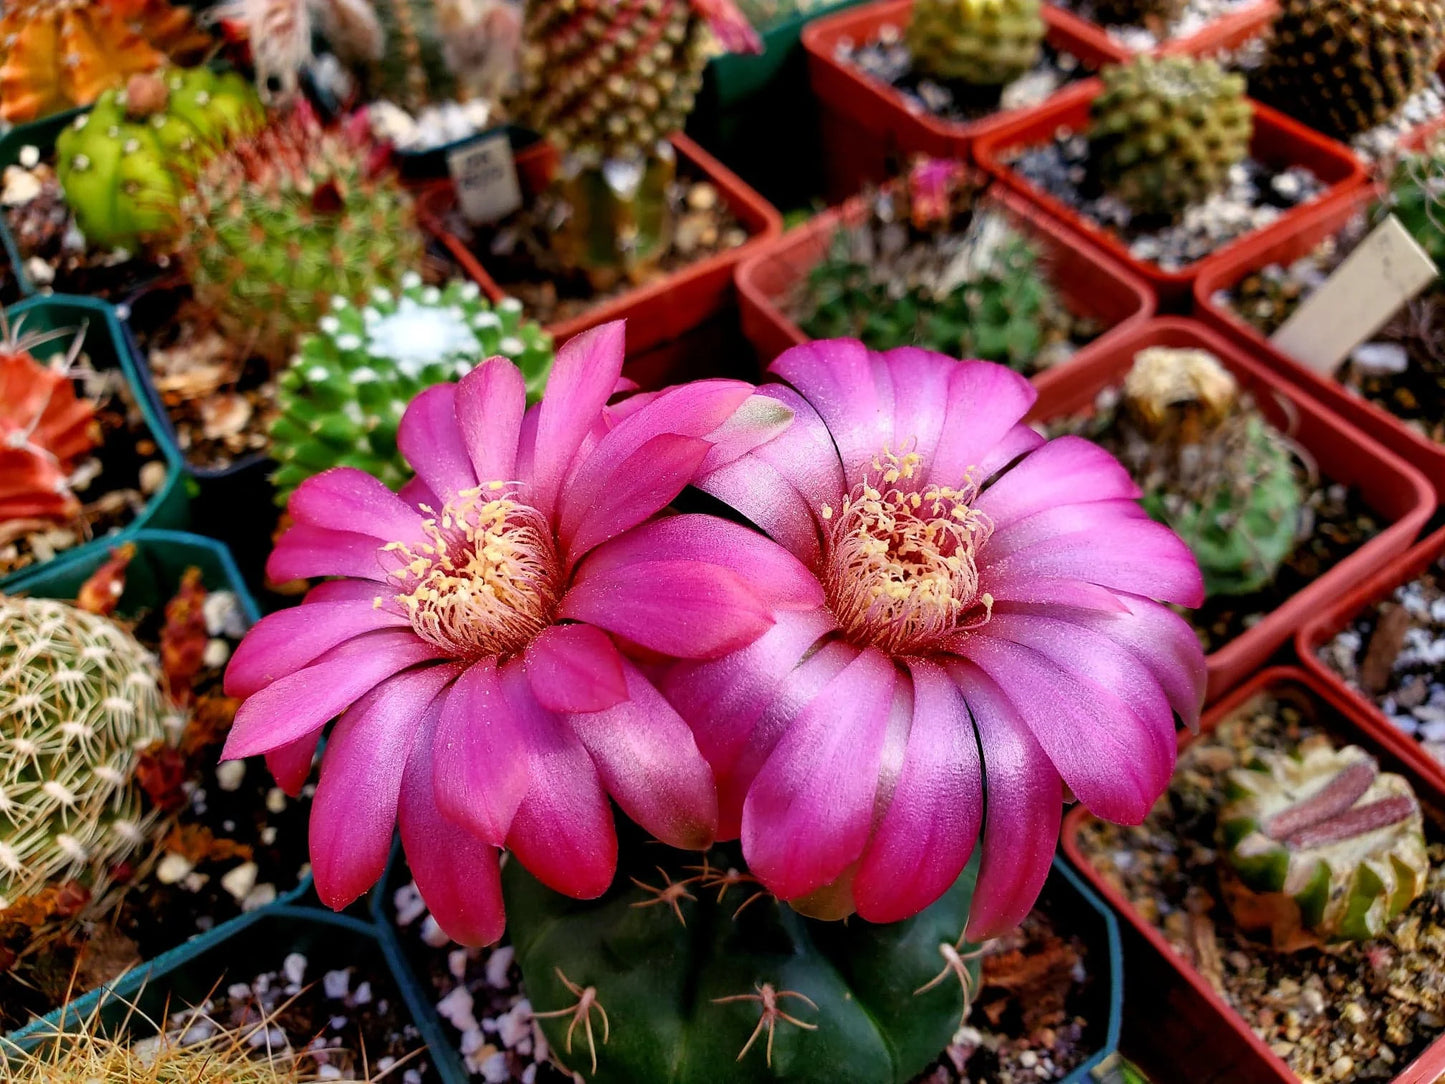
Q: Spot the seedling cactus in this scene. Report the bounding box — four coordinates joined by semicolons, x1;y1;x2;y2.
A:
1220;740;1430;946
268;275;554;503
905;0;1047;88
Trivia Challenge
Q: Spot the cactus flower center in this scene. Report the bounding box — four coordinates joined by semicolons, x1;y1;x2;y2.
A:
382;484;563;661
819;448;994;654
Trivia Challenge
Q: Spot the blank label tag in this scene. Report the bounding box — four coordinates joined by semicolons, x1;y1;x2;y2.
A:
448;130;523;225
1270;214;1438;376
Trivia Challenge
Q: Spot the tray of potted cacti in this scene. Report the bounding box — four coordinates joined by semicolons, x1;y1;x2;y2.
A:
0;531;319;1044
1064;666;1445;1084
1046;0;1277;64
735;157;1155;371
1030;317;1434;704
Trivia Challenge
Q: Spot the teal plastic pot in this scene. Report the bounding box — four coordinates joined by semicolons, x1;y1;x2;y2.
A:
0;295;188;592
0;108;85;299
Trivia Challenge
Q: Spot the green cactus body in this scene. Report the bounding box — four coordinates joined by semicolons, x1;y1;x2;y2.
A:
269;275;554;503
905;0;1046;87
0;595;180;910
1088;56;1253;220
177;112;424;369
1221;741;1430;943
368;0;455;112
550;148;678;289
55;68;264;252
504;839;981;1084
1385;144;1445;267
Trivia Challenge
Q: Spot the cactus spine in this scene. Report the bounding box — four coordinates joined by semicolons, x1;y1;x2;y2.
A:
905;0;1046;88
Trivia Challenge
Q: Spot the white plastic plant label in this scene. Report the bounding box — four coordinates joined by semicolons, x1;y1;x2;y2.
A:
447;130;523;226
1270;214;1438;376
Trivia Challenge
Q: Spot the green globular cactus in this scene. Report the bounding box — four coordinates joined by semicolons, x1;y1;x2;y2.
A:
1220;740;1430;945
905;0;1046;87
0;595;180;910
269;274;554;504
176;109;424;370
1384;142;1445;267
1088;56;1253;220
55;67;265;252
504;838;982;1084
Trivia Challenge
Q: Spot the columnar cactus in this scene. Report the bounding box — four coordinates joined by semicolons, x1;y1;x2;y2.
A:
1220;741;1430;945
905;0;1047;88
0;595;180;910
1088;56;1253;220
176;108;424;369
269;275;554;503
56;68;266;252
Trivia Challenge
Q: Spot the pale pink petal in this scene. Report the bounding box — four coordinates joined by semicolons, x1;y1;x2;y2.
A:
266;732;320;797
920;362;1037;489
289;467;427;542
399;702;506;946
567;658;717;850
301;578;396;604
695;392;796;476
985;500;1154;560
221;631;440;760
265;523;391;584
456;356;525;486
524;623;628;714
559;558;774;659
225;600;410;699
397;383;478;502
770;338;887;479
310;664;460;908
692;453;829;567
983;577;1130;614
975;424;1046;482
741;648;897;900
853;659;983;923
432;659;530;845
974;436;1141;525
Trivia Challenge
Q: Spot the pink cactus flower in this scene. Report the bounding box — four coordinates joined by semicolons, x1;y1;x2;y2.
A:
221;322;802;946
665;340;1207;937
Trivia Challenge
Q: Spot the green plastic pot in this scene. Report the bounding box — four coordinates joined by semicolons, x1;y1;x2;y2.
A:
0;295;188;592
0;108;86;299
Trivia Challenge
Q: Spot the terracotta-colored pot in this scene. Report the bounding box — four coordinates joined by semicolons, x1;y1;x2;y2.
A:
973;83;1370;307
801;0;1130;203
1047;0;1277;61
1192;186;1445;499
416;132;782;389
1062;665;1445;1084
734;184;1155;368
1029;317;1435;704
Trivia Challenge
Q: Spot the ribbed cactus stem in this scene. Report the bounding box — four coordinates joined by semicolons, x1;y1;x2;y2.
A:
906;0;1046;87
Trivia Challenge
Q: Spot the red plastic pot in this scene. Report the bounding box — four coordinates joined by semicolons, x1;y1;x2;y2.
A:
973;83;1370;307
416;132;783;388
1029;317;1435;704
1046;0;1276;61
1063;665;1445;1084
1192;187;1445;498
802;0;1130;203
734;184;1155;367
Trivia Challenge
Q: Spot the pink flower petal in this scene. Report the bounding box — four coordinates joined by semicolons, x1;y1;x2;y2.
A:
692;453;829;568
853;659;984;923
974;424;1046;482
920;362;1037;490
399;701;507;946
397;383;478;502
984;577;1131;614
432;660;531;845
741;647;897;900
559;558;775;659
771;339;887;480
985;499;1154;560
695;392;796;476
289;467;427;542
567;658;717;850
302;578;396;604
974;436;1141;525
873;347;957;479
524;623;628;714
948;663;1062;940
265;523;391;584
266;731;319;796
456;357;525;486
221;630;440;760
398;474;440;512
310;664;460;909
225;600;410;699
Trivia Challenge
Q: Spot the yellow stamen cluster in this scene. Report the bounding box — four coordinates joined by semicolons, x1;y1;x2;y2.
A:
381;483;562;660
821;449;994;654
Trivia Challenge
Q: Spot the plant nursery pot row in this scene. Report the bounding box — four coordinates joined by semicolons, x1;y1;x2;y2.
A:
1063;665;1445;1084
1029;317;1434;704
418;132;783;388
1050;0;1278;61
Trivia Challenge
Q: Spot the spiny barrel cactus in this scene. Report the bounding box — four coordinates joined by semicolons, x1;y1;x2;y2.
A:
1122;347;1304;598
0;0;213;123
1088;56;1253;220
905;0;1046;88
56;68;265;252
504;837;982;1084
361;0;523;112
1220;740;1430;945
1254;0;1445;141
0;595;181;910
269;275;554;504
176;108;424;369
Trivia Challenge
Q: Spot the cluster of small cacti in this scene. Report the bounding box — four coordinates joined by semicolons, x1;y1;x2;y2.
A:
1220;740;1429;946
1253;0;1445;141
1119;347;1305;597
1088;56;1253;220
1088;0;1185;27
0;0;213;123
0;594;180;911
56;68;266;252
269;274;554;503
176;107;424;369
905;0;1046;88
